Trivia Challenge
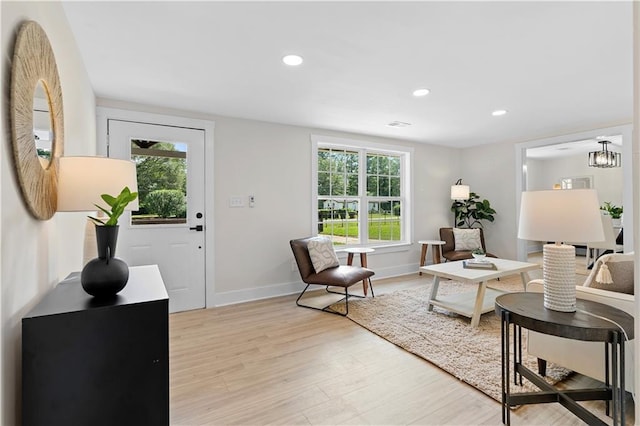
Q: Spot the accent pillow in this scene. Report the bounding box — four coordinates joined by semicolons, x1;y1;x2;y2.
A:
588;260;634;295
307;237;340;273
453;228;482;251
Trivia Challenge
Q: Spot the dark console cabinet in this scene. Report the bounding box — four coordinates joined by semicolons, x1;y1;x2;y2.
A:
22;265;169;426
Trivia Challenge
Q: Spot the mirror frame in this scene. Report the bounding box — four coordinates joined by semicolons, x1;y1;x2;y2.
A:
10;21;64;220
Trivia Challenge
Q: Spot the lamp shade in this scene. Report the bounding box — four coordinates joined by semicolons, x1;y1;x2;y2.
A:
57;156;139;212
518;189;604;244
451;183;470;200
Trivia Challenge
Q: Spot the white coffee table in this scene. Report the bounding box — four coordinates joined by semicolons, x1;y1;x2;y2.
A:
420;258;539;327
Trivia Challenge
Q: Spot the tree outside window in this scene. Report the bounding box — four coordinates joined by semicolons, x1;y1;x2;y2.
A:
131;140;187;224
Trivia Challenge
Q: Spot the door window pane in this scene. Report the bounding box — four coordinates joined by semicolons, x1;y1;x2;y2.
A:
131;140;187;225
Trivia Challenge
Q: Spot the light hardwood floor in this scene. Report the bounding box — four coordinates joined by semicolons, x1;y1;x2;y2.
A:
169;272;634;425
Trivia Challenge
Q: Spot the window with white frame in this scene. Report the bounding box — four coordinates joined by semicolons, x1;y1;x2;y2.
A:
312;135;412;247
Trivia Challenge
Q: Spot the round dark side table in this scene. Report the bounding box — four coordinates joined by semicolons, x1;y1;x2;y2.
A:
495;292;633;426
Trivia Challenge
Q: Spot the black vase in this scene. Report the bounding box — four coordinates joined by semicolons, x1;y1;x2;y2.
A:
81;225;129;298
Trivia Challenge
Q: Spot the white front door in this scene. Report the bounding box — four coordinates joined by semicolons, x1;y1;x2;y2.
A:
108;119;206;313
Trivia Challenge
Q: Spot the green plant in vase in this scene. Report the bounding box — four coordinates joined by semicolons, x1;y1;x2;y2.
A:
471;247;486;261
600;202;623;220
83;186;138;298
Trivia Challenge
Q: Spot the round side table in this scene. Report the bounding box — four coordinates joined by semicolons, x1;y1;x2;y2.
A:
344;247;375;296
496;292;633;426
418;240;445;275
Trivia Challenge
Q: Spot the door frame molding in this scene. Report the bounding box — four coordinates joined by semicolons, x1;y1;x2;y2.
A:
96;107;216;308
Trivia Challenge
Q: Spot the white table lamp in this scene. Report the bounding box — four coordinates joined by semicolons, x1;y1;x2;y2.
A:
518;189;604;312
57;156;138;297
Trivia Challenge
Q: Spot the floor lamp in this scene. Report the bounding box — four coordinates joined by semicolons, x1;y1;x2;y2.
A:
451;178;469;227
518;189;604;312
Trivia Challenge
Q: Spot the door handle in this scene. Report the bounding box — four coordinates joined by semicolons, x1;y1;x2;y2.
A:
189;225;204;232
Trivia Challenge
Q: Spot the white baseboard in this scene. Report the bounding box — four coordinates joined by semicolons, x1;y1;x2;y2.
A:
212;263;420;307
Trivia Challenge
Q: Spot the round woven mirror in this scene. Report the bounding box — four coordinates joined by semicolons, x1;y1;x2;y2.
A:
10;21;64;220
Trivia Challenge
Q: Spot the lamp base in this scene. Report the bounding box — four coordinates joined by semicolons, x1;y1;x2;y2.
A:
542;243;576;312
81;257;129;298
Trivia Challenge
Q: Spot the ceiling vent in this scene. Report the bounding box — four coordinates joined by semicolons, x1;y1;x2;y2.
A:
387;121;411;128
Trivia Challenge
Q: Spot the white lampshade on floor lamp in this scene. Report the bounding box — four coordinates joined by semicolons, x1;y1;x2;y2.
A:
518;189;604;312
450;178;470;200
451;178;470;227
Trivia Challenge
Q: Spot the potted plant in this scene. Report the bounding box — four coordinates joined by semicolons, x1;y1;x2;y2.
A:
451;192;497;228
471;248;486;261
600;202;623;219
600;201;623;227
83;187;138;297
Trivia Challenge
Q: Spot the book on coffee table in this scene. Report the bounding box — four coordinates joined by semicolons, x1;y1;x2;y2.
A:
463;260;497;270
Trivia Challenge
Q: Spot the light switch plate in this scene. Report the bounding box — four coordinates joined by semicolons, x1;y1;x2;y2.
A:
230;196;244;207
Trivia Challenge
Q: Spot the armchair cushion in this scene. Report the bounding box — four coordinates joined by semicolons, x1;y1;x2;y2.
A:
585;255;634;295
453;228;482;251
307;237;339;273
304;265;374;287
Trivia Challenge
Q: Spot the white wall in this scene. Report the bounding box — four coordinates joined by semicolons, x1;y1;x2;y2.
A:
528;152;623;208
213;117;463;302
515;125;634;258
459;141;519;259
525;158;546;192
96;99;462;306
212;116;460;299
1;2;96;424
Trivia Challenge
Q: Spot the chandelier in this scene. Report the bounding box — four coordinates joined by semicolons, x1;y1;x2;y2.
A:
588;140;621;168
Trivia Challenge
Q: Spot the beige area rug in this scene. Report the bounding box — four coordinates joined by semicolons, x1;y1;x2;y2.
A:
330;277;572;403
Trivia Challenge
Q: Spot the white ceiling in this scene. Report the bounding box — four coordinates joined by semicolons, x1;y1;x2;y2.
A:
526;134;623;159
61;1;633;149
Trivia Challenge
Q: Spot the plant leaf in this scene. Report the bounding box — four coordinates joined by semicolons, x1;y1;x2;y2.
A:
101;194;118;207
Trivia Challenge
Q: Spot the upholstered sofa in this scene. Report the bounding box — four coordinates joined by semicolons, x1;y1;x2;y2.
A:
526;253;635;392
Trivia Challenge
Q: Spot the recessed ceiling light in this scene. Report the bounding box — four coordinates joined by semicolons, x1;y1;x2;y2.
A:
492;109;507;116
387;121;411;128
412;88;430;97
282;54;303;66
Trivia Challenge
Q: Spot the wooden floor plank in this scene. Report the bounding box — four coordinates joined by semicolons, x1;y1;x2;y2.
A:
170;266;634;425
